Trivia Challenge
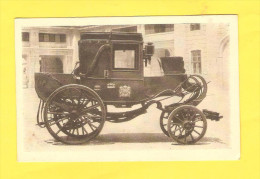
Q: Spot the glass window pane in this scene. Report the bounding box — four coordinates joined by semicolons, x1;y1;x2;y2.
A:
145;24;174;34
60;34;66;42
113;26;137;33
22;32;29;41
114;50;135;69
190;23;200;31
39;33;44;42
44;34;49;42
191;50;201;74
49;34;55;42
55;34;60;42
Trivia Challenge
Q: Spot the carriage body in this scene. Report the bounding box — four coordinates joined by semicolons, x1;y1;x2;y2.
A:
34;32;222;145
35;32;187;105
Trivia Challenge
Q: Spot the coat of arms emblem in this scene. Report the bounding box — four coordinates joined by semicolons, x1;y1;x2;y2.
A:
119;85;131;97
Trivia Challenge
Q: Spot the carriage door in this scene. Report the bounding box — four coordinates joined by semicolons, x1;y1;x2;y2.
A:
109;43;144;101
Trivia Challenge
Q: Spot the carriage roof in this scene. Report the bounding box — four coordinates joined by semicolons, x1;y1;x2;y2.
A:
80;32;143;42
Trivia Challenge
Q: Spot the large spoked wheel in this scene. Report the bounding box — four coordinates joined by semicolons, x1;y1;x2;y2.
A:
160;111;170;137
43;84;106;145
167;105;207;144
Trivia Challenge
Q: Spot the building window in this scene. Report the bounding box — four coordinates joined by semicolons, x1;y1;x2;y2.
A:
39;33;66;42
191;50;201;74
60;34;66;42
112;26;137;33
22;32;29;41
190;23;200;31
145;24;174;35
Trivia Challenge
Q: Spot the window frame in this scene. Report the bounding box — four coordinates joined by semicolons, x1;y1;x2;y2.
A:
38;33;67;43
190;23;201;31
112;26;138;33
22;32;30;42
145;24;174;35
191;50;202;74
112;43;139;71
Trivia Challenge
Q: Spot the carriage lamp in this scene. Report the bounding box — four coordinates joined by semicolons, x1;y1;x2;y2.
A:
144;42;154;67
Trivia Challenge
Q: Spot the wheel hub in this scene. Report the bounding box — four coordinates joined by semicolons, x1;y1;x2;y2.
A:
183;121;194;131
70;109;79;118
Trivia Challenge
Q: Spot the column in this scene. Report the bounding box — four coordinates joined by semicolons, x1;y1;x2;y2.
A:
71;30;80;67
28;29;40;88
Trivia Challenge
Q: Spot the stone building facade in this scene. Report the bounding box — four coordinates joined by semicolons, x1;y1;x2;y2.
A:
22;24;229;89
22;27;80;88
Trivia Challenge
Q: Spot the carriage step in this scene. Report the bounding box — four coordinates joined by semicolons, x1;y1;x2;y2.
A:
203;109;223;121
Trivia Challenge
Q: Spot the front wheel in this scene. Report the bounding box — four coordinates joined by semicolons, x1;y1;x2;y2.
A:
160;111;170;137
43;84;106;145
167;105;207;144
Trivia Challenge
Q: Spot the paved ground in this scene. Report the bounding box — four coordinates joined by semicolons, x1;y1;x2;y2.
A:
21;86;230;153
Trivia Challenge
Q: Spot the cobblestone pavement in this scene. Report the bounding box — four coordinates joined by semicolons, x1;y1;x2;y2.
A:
21;86;230;152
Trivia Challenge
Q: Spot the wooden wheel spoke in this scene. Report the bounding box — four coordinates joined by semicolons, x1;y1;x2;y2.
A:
79;99;90;110
76;90;84;107
52;101;71;112
87;121;98;131
194;125;203;128
189;112;196;121
178;128;184;137
181;112;186;120
173;125;177;135
184;131;187;143
192;118;202;123
82;126;88;135
193;129;201;135
48;111;69;115
87;122;95;131
80;104;100;114
175;115;184;122
48;117;68;126
172;126;182;133
190;133;194;141
170;122;181;128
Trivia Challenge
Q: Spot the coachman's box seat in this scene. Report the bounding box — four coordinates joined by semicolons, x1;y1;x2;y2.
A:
160;57;186;74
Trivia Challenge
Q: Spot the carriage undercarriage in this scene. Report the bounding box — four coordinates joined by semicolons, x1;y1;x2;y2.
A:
36;74;222;145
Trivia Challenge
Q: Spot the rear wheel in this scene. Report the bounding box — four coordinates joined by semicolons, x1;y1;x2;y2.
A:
160;111;170;137
43;84;106;145
167;105;207;144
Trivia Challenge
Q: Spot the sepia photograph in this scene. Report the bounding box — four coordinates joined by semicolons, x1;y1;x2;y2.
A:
15;15;239;162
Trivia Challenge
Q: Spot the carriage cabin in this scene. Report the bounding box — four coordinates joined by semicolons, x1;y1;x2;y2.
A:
78;32;187;105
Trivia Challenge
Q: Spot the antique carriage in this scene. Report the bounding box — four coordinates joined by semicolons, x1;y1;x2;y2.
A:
35;32;222;145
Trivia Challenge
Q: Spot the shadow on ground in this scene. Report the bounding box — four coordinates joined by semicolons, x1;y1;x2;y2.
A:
45;133;225;146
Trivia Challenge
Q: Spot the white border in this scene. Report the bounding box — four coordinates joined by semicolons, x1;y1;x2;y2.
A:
15;15;240;162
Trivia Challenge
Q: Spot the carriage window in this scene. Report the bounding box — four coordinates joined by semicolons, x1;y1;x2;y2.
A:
113;44;138;70
114;50;135;69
